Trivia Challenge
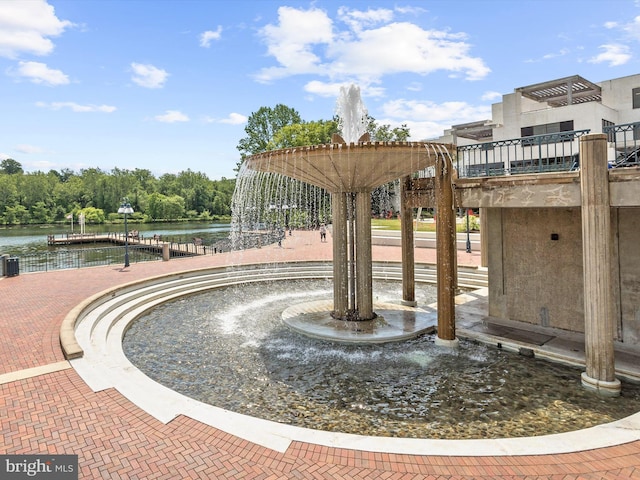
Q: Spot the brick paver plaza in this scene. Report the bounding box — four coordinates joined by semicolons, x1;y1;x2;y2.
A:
1;230;639;479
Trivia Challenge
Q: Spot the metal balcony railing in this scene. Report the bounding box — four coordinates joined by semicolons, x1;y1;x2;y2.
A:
455;129;590;178
603;121;640;167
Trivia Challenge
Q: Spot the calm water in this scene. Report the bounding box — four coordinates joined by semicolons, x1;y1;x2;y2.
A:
0;222;231;255
123;279;640;439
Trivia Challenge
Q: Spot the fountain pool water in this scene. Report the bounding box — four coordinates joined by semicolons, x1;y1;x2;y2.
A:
122;278;640;439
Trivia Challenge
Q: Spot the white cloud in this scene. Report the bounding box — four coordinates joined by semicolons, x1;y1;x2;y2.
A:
36;101;116;113
394;6;428;16
621;15;640;41
130;62;169;88
255;6;489;87
304;80;385;98
203;113;248;124
481;91;502;102
200;26;223;47
379;98;492;140
219;113;247;125
15;144;44;154
256;6;334;82
541;48;570;60
0;0;73;58
154;110;189;123
11;61;69;86
304;80;344;98
337;6;394;32
588;44;632;66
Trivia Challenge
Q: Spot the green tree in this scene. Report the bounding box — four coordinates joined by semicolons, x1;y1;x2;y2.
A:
4;204;29;224
79;206;106;224
267;120;338;150
0;174;18;215
236;104;302;164
0;158;23;175
371;123;411;142
53;176;84;215
164;195;185;220
30;201;52;223
17;171;56;212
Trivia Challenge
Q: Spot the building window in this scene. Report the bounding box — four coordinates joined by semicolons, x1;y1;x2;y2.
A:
633;87;640;109
521;120;574;145
521;120;574;138
602;119;615;142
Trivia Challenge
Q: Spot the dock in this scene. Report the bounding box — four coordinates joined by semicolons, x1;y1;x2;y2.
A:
46;233;214;257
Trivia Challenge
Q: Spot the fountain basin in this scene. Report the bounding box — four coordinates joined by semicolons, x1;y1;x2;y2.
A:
63;263;640;456
282;300;436;343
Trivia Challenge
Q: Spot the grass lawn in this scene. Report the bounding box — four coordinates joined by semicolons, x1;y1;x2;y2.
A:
371;218;435;232
370;218;479;233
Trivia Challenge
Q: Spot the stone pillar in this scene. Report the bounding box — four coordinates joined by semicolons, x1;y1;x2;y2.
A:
332;192;349;319
479;207;488;268
435;152;458;347
355;191;374;319
579;133;620;396
400;176;417;306
162;243;170;261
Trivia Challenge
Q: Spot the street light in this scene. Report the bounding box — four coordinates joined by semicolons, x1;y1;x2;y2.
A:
117;199;134;267
466;208;472;253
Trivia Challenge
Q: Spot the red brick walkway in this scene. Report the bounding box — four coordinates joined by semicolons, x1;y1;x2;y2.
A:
1;231;639;479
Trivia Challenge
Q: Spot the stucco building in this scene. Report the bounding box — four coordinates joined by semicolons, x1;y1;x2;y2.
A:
411;74;640;394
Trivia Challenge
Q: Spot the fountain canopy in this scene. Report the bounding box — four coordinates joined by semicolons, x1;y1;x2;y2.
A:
244;140;435;193
245;85;435;193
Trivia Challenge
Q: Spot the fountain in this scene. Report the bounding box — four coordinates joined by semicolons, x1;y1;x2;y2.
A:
243;85;451;342
63;87;640;452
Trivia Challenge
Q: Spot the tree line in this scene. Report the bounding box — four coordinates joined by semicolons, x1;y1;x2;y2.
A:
0;158;235;225
0;103;410;226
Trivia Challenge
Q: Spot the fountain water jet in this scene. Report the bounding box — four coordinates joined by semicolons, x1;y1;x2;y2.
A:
244;85;455;342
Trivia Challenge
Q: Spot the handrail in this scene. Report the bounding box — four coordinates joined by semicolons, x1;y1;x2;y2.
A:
456;129;590;178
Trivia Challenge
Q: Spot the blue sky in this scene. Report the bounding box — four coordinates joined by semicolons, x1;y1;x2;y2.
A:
1;0;639;180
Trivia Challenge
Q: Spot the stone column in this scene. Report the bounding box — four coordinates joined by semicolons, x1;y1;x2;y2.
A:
332;192;349;319
400;176;417;306
355;191;374;319
579;133;620;396
435;153;458;347
479;207;488;267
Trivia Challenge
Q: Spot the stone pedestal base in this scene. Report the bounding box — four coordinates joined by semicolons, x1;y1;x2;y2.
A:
434;336;460;348
581;372;621;397
401;299;418;307
282;300;436;344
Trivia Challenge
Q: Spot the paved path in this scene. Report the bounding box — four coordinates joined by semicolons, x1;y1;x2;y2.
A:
1;230;639;479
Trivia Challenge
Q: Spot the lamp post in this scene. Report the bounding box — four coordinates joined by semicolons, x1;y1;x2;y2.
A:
117;200;134;267
466;209;472;253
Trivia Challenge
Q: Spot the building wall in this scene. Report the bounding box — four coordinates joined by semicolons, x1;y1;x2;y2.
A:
617;207;640;345
486;205;640;347
599;74;640;123
487;207;585;332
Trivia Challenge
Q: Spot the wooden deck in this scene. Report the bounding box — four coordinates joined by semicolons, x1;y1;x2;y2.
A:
46;233;213;256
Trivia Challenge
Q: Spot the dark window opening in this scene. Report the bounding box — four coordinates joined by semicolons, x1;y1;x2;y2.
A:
633;87;640;109
603;119;615;142
520;120;574;145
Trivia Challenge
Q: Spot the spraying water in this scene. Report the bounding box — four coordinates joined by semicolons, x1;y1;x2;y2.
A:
336;84;369;143
230;84;395;249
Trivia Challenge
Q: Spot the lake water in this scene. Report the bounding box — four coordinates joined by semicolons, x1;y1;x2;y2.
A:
0;222;232;256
